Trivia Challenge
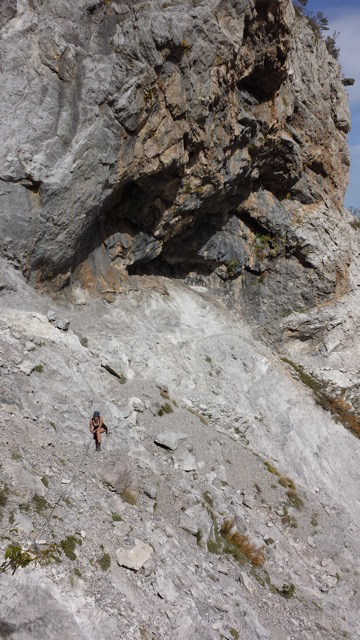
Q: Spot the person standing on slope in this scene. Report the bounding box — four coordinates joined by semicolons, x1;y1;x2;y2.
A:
89;411;107;452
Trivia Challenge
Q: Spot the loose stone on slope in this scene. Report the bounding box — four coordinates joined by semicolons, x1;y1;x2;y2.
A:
154;431;188;451
116;540;153;571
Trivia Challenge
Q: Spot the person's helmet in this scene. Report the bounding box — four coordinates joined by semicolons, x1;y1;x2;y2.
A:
93;411;100;417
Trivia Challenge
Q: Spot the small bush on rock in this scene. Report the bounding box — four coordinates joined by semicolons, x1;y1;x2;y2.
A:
33;495;50;515
286;489;304;511
220;519;265;567
278;476;295;490
277;583;296;598
158;402;173;416
264;461;280;476
97;553;111;571
207;516;265;567
1;542;62;574
0;485;9;519
60;535;82;561
111;512;123;522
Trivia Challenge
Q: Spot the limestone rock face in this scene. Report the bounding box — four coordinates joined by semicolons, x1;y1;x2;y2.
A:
116;540;153;571
0;0;353;328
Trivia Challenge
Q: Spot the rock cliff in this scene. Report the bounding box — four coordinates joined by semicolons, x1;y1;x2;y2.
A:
0;0;354;328
1;2;360;640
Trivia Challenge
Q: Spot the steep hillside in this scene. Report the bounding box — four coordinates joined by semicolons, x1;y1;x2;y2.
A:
1;1;360;639
1;260;360;640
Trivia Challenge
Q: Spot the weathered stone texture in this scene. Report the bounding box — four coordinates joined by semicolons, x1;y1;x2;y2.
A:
0;0;353;327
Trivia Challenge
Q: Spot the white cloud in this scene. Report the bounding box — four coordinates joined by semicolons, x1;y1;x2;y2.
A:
330;11;360;106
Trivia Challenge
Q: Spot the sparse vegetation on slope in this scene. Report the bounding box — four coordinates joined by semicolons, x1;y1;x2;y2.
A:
282;358;360;438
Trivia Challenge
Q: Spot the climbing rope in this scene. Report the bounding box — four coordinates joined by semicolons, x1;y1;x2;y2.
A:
28;440;93;552
2;438;94;575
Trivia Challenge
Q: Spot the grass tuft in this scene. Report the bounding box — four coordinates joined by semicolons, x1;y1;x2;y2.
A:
281;358;360;438
264;461;280;476
277;583;295;598
60;535;82;561
278;476;295;490
33;495;50;515
208;516;265;567
97;552;111;571
158;403;173;416
111;512;123;522
286;489;304;511
120;489;137;505
187;407;208;425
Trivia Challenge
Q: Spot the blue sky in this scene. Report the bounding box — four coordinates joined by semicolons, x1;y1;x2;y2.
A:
306;0;360;207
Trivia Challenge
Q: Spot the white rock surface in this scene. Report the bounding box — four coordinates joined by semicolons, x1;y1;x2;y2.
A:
116;540;153;571
154;431;188;451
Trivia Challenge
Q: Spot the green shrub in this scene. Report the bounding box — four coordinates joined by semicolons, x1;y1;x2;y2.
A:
342;77;355;87
97;553;111;571
286;489;304;511
207;515;265;567
293;1;340;60
158;403;173;416
0;485;8;509
111;512;122;522
60;535;82;561
220;519;265;567
33;364;44;373
226;259;240;278
0;542;61;574
277;583;295;598
0;485;9;520
264;461;280;476
325;32;340;60
281;357;360;438
278;476;295;491
33;495;50;515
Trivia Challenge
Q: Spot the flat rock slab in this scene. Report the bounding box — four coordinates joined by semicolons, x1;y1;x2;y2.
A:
172;452;197;472
102;460;130;492
116;540;153;571
154;430;188;451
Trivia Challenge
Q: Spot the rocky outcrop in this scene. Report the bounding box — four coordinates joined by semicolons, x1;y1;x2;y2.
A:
0;0;353;329
1;263;360;640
